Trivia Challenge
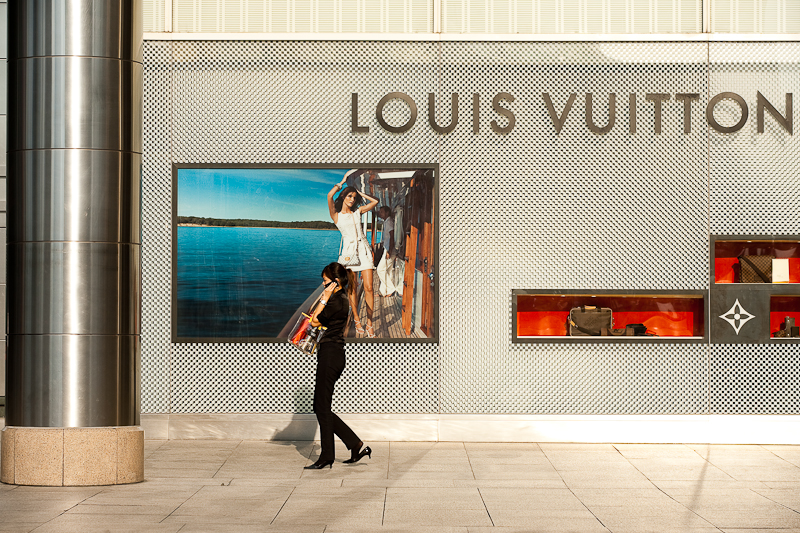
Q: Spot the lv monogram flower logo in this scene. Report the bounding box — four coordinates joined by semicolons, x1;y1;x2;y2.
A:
719;299;756;335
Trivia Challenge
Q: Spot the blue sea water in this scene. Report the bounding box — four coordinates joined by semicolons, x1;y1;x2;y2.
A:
177;226;360;339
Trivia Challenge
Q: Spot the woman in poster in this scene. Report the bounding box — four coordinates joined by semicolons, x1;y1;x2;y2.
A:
305;262;372;469
328;178;379;337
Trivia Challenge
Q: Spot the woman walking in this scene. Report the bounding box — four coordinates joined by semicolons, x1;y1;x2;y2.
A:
328;178;379;337
305;262;372;470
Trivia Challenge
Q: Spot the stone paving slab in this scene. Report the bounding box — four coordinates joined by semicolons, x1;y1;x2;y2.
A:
1;440;800;531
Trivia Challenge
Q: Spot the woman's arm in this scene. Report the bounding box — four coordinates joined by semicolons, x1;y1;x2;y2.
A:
358;192;379;214
310;284;338;327
327;178;347;222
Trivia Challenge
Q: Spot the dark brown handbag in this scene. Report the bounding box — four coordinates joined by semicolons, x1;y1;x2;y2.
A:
738;253;774;283
567;306;613;336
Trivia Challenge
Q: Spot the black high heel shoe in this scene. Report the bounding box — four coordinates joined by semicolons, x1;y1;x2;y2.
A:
343;443;372;464
304;459;333;470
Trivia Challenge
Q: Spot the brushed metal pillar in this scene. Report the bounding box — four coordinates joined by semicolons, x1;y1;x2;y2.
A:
6;0;142;427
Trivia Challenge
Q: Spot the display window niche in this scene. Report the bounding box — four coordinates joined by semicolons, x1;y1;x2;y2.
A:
770;295;800;341
512;290;706;343
712;236;800;285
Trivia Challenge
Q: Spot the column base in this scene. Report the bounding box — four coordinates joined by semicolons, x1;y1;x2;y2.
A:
1;426;144;486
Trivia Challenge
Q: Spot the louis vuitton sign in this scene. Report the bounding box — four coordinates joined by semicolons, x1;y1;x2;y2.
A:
351;92;793;135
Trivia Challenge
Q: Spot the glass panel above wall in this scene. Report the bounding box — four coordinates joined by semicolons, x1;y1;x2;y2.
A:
170;0;433;33
712;0;800;33
0;3;6;58
144;0;166;32
441;0;702;34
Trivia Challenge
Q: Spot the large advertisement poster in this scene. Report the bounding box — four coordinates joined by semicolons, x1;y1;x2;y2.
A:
174;165;437;342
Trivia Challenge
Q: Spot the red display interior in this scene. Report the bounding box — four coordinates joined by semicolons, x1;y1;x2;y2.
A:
714;240;800;283
769;296;800;337
517;294;704;337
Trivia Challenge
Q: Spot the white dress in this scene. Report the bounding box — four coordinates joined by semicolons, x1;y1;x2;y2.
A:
376;217;397;296
336;210;374;271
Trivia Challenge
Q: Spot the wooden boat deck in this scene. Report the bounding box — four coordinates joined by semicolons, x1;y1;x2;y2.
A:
346;275;427;339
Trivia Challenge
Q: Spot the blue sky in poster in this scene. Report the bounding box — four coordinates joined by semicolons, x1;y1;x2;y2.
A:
177;168;349;222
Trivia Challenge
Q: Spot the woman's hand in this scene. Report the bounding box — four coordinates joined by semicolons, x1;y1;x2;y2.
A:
322;281;337;299
358;192;380;213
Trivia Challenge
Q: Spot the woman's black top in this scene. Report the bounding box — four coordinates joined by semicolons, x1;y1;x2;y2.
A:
316;290;349;346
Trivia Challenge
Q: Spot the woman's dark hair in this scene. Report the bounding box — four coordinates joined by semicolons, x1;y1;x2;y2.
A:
333;186;363;212
322;262;352;291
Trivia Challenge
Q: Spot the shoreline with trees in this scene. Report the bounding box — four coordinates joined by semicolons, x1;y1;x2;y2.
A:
177;216;337;230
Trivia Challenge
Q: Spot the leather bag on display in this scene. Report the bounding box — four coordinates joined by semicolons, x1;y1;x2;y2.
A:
738;253;774;283
567;306;613;336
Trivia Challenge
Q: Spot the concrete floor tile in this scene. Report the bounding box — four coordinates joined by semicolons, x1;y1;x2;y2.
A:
589;504;702;520
468;528;604;533
0;510;71;524
717;467;800;482
328;528;468;533
539;444;617;452
557;472;654;489
4;440;800;532
653;479;768;491
752;488;800;511
720;530;800;533
190;484;293;499
391;442;467;450
8;486;102;497
342;478;455;488
598;515;714;529
383;508;492;527
384;487;484;509
178;525;324;533
455;479;568;489
31;514;176;532
271;506;385;527
465;443;539;451
613;444;694;455
478;488;585;510
161;515;278;526
145;468;222;478
388;469;475;480
469;463;559;475
172;500;287;520
570;487;669;501
547;462;641;474
34;524;183;533
660;488;779;508
0;499;87;512
693;510;800;528
629;466;736;481
613;523;720;533
467;455;553;466
288;485;386;497
0;523;42;532
489;511;608;531
65;503;180;516
227;477;341;487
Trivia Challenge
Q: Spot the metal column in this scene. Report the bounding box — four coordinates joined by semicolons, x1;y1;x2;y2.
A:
6;0;142;428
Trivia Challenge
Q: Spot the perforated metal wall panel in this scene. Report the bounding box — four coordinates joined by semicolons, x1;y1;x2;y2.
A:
711;344;800;414
709;43;800;235
707;42;800;414
141;39;798;416
144;40;441;414
438;42;709;413
142;41;174;413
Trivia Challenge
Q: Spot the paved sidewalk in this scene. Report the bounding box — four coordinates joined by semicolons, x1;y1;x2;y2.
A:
1;440;800;532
